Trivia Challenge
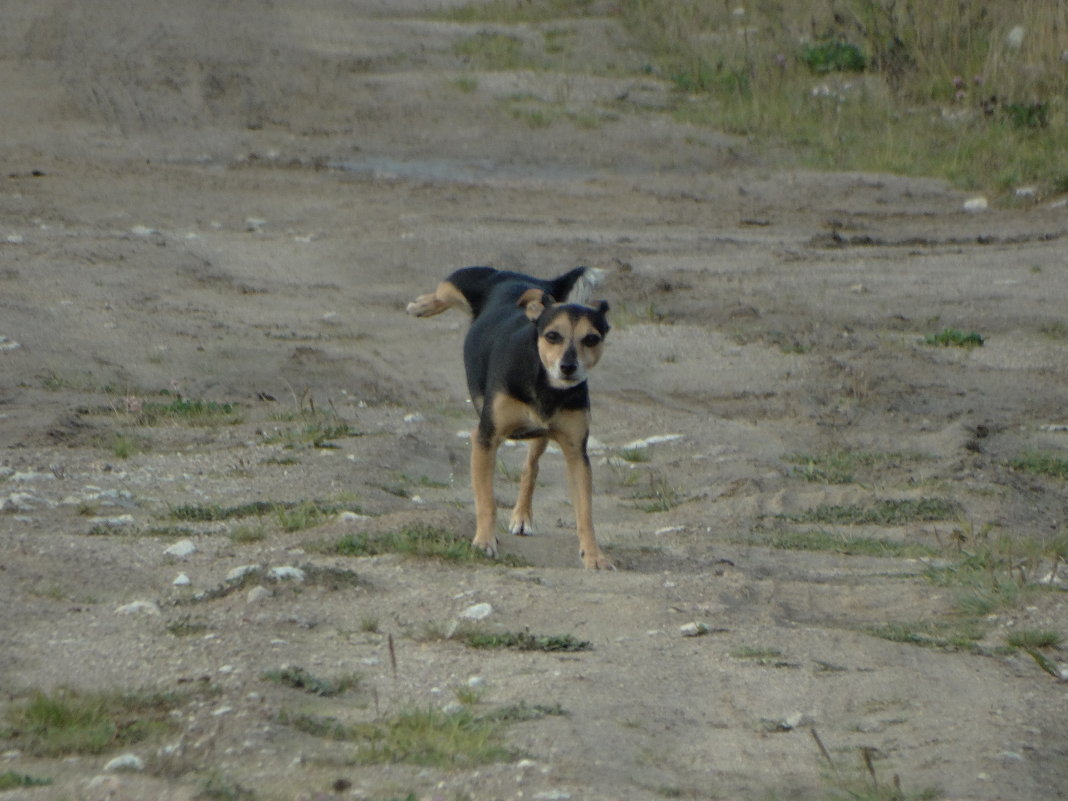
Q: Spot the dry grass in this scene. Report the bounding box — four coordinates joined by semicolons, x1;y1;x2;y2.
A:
620;0;1068;192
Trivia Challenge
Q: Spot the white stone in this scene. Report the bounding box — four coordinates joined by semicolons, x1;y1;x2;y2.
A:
114;600;161;616
103;753;144;772
247;586;272;603
164;539;197;558
268;565;306;582
459;602;493;621
226;565;261;582
622;433;683;450
680;622;710;637
172;573;191;587
963;196;988;212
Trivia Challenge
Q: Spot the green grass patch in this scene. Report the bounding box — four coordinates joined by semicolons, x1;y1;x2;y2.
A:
785;497;962;526
785;449;927;484
800;40;866;74
730;646;796;667
281;707;513;768
169;499;363;524
133;395;241;427
1005;629;1062;650
2;688;197;757
866;621;985;651
0;772;53;790
323;525;529;566
1010;450;1068;480
923;328;984;348
440;0;596;24
620;0;1068;194
758;528;936;558
618;447;651;463
263;413;360;449
261;666;359;697
453;629;592;653
630;473;685;512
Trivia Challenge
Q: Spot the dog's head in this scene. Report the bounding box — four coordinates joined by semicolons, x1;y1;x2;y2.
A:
518;289;609;390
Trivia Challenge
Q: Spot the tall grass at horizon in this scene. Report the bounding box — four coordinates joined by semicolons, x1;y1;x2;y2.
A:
619;0;1068;193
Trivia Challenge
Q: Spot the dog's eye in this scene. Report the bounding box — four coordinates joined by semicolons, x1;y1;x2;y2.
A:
543;331;564;344
581;334;602;348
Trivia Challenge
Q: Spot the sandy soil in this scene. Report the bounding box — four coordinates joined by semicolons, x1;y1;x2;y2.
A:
2;2;1067;800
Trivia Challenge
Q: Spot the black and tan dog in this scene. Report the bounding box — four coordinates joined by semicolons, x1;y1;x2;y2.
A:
407;266;613;569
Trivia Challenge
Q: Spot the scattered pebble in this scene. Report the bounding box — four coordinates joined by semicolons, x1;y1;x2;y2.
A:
114;600;161;616
102;753;144;772
339;510;371;523
963;196;988;212
459;602;493;621
679;622;710;637
533;791;572;801
129;225;158;237
403;412;425;423
246;217;267;232
622;434;683;450
247;586;272;603
90;514;136;528
778;712;815;730
164;539;197;558
467;675;486;689
227;565;261;582
172;573;191;587
0;336;20;352
655;525;685;536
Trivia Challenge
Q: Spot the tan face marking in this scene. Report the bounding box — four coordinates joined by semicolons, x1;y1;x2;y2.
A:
537;312;606;389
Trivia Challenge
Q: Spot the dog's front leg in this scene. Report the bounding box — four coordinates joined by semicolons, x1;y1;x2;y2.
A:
470;429;500;557
509;436;548;536
553;413;614;570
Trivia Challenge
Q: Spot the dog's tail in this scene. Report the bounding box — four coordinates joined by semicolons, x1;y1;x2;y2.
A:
551;266;605;306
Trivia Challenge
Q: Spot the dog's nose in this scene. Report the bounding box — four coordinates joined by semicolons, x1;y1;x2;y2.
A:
560;361;577;376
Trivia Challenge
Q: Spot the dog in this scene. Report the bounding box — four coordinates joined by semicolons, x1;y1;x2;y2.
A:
407;266;613;569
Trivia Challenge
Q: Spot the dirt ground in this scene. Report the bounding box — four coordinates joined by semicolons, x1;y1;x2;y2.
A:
2;2;1067;800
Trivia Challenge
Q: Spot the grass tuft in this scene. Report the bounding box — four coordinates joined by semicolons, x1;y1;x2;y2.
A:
1010;451;1068;480
923;328;984;348
324;525;529;566
452;629;592;653
2;688;197;757
281;707;514;767
261;666;359;697
785;497;962;526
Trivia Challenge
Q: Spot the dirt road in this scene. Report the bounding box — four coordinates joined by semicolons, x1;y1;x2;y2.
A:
2;2;1066;799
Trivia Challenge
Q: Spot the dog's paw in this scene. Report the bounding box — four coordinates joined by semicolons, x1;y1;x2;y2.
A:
580;549;616;570
508;515;535;536
406;293;443;317
472;534;499;558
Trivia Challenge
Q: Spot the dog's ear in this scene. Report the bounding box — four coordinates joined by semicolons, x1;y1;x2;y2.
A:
517;288;553;322
593;300;610;334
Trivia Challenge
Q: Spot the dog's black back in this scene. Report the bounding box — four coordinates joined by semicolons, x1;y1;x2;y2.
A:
445;266;592;319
